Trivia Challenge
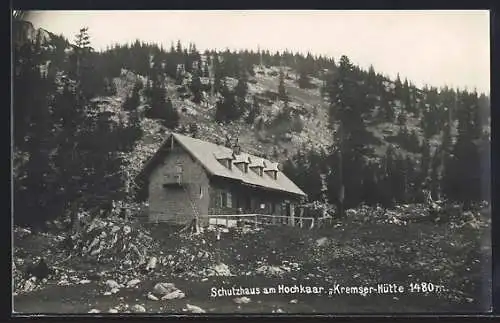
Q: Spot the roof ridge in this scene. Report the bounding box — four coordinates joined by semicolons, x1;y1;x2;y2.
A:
173;132;280;164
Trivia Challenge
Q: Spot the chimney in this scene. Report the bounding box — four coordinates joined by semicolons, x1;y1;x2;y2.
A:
232;138;241;155
225;134;232;148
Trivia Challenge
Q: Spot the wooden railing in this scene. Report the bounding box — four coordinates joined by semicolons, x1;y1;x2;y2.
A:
145;212;332;229
199;213;320;229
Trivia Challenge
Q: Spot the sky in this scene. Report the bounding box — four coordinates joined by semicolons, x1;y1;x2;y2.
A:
24;10;490;94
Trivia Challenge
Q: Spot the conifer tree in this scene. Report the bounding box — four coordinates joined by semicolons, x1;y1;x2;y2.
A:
327;55;375;211
190;71;203;104
215;82;240;123
14;33;58;228
213;54;223;94
444;91;483;207
377;78;395;123
203;62;210;78
234;71;248;101
245;96;261;125
278;69;288;102
394;73;403;100
298;62;312;89
402;78;413;113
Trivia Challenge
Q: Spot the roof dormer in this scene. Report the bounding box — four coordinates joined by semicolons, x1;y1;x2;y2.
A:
233;155;250;173
214;151;234;170
249;158;265;176
264;162;279;180
232;139;241;156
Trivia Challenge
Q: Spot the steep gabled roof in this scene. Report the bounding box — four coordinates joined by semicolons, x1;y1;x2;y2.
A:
137;132;307;198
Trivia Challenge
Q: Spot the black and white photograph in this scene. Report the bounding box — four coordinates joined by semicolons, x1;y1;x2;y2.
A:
12;10;491;314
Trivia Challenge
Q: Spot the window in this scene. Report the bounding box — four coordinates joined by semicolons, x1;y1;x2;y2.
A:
275;203;282;215
227;191;232;208
219;190;232;208
220;192;227;207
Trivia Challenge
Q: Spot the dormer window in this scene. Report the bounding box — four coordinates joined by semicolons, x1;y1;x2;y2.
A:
234;155;250;173
217;158;232;170
214;151;235;171
250;165;264;176
264;170;278;180
264;162;279;180
249;158;266;176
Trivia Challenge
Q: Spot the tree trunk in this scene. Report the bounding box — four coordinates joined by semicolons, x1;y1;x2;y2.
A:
338;122;345;218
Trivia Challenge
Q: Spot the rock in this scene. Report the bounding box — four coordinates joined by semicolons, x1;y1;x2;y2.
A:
123;226;132;235
103;291;112;296
147;293;159;301
346;209;357;217
185;304;206;313
256;265;285;277
146;257;157;271
316;237;328;247
79;279;91;284
108;308;118;313
161;289;185;300
106;279;121;289
131;304;146;313
18;227;32;235
88;309;100;313
110;287;120;294
127;279;141;288
290;299;298;304
233;296;251;304
58;279;70;286
23;279;36;292
212;263;232;276
153;282;176;295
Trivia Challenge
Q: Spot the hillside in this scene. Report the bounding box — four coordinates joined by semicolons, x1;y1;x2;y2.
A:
13;22;491;212
108;64;448;180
